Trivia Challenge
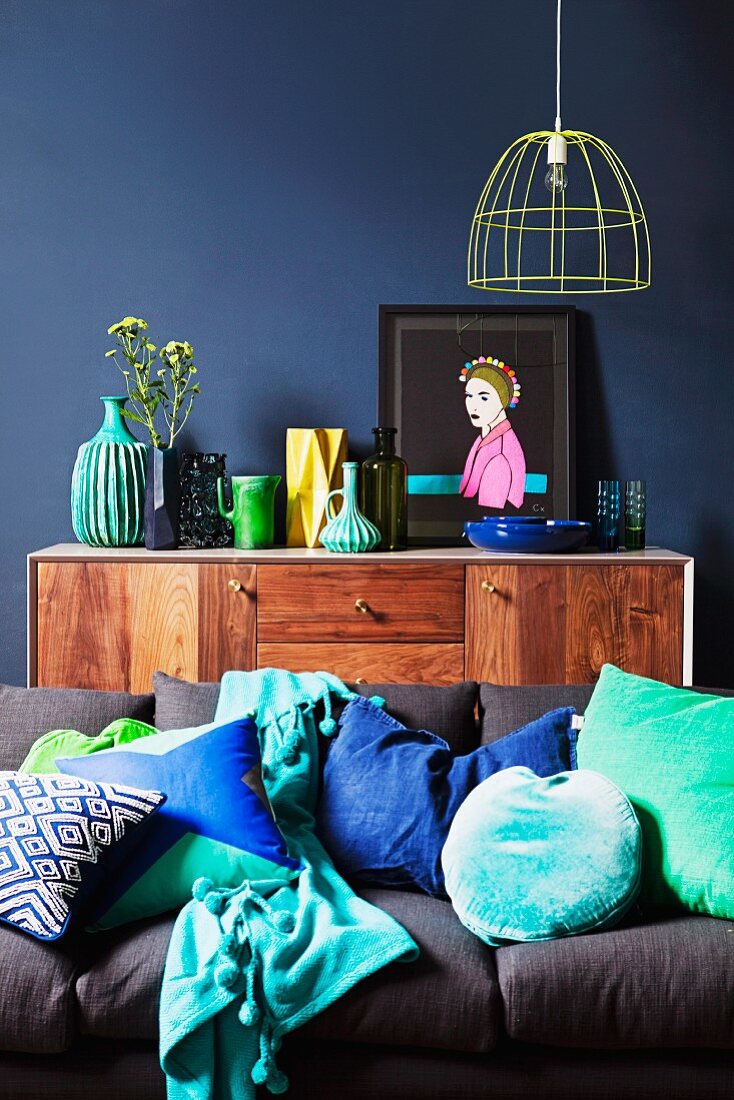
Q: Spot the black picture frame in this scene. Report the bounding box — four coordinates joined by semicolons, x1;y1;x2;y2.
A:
378;305;576;545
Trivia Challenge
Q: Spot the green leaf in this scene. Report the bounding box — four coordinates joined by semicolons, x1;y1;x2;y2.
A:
121;409;147;426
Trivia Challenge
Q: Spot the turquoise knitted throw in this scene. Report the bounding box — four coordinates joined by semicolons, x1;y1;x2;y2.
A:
160;669;419;1099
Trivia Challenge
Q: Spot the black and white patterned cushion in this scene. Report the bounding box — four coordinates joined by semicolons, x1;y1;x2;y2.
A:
0;771;165;940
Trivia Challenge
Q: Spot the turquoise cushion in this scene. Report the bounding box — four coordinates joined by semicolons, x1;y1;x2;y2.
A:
441;766;642;946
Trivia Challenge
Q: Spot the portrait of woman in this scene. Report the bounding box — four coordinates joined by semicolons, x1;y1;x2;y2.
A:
458;357;525;510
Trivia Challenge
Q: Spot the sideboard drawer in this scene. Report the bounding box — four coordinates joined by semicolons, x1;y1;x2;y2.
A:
257;565;464;643
257;642;464;685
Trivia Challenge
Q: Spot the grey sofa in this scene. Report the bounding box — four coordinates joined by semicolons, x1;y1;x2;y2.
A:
0;676;732;1100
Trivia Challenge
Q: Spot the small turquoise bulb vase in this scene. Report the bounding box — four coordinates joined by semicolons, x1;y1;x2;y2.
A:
319;462;380;553
71;396;147;546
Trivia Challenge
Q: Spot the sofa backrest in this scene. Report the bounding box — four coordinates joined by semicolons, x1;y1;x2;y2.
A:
0;685;155;770
479;682;595;744
5;677;733;771
153;672;480;756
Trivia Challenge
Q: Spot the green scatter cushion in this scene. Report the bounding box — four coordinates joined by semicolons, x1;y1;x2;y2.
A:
20;718;159;774
442;766;641;946
577;664;734;918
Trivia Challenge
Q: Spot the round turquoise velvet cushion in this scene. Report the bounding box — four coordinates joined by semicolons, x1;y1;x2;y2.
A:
441;766;642;946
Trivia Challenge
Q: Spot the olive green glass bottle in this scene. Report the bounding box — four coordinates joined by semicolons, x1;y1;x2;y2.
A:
360;427;408;550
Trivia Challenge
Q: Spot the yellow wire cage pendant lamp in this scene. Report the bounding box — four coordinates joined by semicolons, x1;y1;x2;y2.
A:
468;0;650;293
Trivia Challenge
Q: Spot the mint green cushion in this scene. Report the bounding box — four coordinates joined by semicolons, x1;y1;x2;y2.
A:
577;664;734;918
441;766;641;946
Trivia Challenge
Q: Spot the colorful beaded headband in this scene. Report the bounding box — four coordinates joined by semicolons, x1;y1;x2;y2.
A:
459;357;521;409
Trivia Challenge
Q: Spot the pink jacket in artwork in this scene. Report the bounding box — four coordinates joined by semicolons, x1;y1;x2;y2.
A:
459;420;526;509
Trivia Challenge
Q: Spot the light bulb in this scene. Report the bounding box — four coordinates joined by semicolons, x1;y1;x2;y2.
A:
544;163;568;193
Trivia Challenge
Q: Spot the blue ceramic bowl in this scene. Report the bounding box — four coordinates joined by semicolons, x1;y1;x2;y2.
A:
464;518;591;554
481;515;545;523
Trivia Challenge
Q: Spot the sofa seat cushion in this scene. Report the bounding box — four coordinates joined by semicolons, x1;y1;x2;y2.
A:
75;914;175;1040
75;890;502;1053
0;922;80;1052
301;888;501;1053
497;914;734;1048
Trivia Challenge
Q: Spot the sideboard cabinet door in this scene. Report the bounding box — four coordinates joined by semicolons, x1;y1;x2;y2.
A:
465;563;684;685
36;561;256;692
197;564;257;682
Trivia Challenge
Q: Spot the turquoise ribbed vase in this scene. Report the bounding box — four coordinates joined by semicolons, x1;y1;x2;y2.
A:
71;396;147;546
319;462;380;553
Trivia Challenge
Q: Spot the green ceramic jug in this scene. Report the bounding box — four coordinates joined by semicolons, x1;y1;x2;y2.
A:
217;475;281;549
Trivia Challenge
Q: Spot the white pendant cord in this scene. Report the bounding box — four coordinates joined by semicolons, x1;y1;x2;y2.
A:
555;0;562;131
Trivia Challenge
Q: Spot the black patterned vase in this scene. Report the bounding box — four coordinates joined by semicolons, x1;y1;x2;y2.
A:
179;452;233;549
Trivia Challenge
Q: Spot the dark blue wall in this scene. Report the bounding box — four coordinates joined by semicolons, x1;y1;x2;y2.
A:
1;0;732;686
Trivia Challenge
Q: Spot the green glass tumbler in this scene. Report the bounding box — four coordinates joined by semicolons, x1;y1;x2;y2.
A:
360;427;408;551
624;480;646;551
217;475;280;549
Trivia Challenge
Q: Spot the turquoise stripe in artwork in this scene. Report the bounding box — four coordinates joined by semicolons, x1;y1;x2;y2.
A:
408;473;548;495
525;473;548;494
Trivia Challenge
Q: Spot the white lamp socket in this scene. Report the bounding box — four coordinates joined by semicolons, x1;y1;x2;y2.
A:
547;133;568;165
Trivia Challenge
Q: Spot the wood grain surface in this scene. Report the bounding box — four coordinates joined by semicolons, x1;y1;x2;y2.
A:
37;562;132;690
257;564;464;642
198;564;257;679
38;561;203;692
128;564;198;691
564;565;625;683
34;557;685;691
257;643;465;685
466;564;567;684
625;564;684;683
466;563;685;684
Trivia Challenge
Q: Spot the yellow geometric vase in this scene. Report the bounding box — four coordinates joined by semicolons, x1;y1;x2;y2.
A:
285;428;348;547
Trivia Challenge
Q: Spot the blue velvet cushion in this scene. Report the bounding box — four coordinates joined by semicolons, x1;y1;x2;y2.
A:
316;696;578;897
56;717;302;928
442;766;642;946
0;770;165;941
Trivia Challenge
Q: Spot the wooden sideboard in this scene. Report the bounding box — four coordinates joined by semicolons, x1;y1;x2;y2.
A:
28;545;693;691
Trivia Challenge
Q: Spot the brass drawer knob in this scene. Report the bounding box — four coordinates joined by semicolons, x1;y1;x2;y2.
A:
354;598;369;613
355;677;367;684
481;581;496;593
228;578;242;593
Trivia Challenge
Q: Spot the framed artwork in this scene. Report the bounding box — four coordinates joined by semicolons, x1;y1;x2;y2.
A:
378;305;575;544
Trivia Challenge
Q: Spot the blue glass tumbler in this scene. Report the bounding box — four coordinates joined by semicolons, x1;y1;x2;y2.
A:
597;480;621;552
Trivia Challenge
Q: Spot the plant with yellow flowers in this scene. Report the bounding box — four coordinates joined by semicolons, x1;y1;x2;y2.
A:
105;316;200;449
